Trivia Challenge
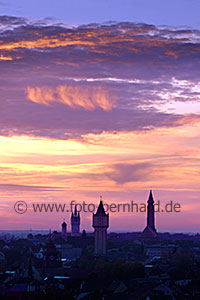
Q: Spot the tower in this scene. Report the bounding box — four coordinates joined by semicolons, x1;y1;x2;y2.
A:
141;190;157;238
71;205;80;236
61;219;67;239
43;234;61;269
93;197;109;256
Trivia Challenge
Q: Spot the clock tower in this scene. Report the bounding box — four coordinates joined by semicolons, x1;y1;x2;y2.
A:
93;197;109;256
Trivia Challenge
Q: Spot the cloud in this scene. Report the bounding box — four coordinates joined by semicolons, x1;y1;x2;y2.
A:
1;17;200;232
26;84;116;111
0;17;200;139
0;54;12;61
104;162;153;184
0;184;67;191
0;15;26;27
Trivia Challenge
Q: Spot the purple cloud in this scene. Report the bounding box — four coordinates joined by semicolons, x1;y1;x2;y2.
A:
0;17;200;139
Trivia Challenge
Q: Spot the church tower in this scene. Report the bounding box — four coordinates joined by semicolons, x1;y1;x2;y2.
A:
141;190;157;238
93;197;109;256
71;205;80;236
61;220;67;239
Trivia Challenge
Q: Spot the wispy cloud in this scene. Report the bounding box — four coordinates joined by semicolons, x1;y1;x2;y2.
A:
0;183;67;191
26;85;116;111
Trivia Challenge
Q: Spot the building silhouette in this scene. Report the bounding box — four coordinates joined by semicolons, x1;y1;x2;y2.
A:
93;197;109;256
61;220;67;239
141;190;158;238
43;234;61;270
71;205;80;236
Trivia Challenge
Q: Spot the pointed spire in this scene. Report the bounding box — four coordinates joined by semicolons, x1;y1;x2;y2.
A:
141;190;157;238
147;190;154;204
95;196;106;216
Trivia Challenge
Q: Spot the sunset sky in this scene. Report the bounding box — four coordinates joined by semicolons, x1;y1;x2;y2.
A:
0;1;200;232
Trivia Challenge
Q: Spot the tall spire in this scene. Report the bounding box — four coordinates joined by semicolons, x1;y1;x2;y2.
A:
148;190;154;204
141;190;157;239
147;190;155;228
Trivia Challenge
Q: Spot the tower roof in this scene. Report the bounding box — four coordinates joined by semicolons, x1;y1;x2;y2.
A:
95;200;107;216
147;190;154;204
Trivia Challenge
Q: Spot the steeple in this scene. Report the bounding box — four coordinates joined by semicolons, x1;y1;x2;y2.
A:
147;190;155;229
141;190;157;239
96;196;106;216
148;190;154;204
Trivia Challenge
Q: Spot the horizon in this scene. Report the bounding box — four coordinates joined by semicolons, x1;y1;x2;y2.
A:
0;229;199;235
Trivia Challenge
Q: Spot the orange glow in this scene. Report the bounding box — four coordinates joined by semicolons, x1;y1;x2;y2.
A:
0;54;13;61
26;85;116;111
0;36;94;50
0;123;200;229
0;28;186;54
0;123;200;191
174;114;200;126
165;50;179;59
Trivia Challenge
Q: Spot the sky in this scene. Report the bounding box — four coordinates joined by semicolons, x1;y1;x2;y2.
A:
0;1;200;232
1;0;200;28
